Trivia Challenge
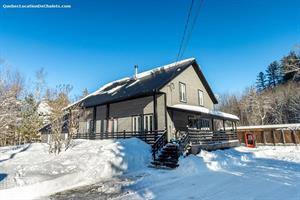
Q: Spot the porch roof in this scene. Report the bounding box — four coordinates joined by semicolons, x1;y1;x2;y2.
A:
167;104;239;121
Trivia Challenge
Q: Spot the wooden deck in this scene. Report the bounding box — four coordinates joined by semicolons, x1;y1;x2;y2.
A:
74;130;165;145
178;129;240;154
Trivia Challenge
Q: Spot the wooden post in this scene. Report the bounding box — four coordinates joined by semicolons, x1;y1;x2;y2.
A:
223;120;226;132
153;93;158;131
272;130;276;146
292;130;297;145
262;131;266;144
123;130;125;139
281;130;286;145
93;106;97;133
106;104;110;133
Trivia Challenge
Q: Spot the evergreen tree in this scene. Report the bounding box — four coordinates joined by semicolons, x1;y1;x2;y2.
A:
266;61;281;87
19;94;42;143
256;72;266;91
281;51;300;82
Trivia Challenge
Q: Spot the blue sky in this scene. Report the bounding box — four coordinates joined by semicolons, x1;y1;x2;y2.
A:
0;0;299;99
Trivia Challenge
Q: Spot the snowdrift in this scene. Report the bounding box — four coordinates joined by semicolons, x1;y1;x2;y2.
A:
0;138;151;199
1;139;300;200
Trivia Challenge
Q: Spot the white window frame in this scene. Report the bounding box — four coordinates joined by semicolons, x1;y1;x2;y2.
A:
198;89;204;106
179;82;187;102
143;114;153;133
113;118;118;133
132;115;141;133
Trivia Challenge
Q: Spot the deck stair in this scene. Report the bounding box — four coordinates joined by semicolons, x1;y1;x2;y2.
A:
151;143;179;168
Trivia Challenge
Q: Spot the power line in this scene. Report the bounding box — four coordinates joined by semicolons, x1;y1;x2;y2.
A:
176;0;195;63
180;0;205;60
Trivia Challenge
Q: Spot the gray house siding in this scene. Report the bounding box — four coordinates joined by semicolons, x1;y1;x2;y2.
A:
109;96;153;132
95;105;107;133
160;65;215;139
156;94;166;130
78;95;166;134
160;65;214;110
78;107;93;133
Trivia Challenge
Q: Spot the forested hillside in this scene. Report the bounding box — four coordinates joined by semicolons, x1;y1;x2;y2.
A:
218;49;300;126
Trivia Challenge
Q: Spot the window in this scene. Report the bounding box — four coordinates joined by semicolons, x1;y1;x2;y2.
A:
179;82;187;102
188;116;210;130
143;114;153;133
107;118;117;133
86;119;93;133
198;90;204;106
132;116;141;133
112;119;118;133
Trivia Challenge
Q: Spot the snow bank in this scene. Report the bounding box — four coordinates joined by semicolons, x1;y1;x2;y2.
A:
120;146;300;200
0;138;151;199
237;146;300;163
1;140;300;200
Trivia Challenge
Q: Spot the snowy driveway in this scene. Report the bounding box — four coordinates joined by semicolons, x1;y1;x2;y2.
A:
1;140;300;200
51;146;300;200
110;147;300;200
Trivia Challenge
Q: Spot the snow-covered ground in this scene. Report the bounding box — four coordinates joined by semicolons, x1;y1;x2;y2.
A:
0;139;300;200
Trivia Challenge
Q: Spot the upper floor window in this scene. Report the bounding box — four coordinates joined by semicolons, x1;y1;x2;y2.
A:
179;82;187;102
198;90;204;106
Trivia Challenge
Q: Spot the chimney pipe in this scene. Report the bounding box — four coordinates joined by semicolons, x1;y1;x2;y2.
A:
134;65;138;79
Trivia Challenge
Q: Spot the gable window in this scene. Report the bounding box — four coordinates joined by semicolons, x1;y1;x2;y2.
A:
179;82;187;102
198;90;204;106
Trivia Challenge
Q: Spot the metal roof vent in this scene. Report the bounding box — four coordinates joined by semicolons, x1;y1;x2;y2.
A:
134;65;138;79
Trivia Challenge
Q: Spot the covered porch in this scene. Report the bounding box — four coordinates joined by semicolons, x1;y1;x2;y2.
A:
167;104;239;153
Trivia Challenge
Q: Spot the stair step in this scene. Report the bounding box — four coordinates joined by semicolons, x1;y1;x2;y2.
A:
163;146;178;150
161;149;178;153
158;154;178;159
151;142;180;169
156;158;178;163
151;161;179;169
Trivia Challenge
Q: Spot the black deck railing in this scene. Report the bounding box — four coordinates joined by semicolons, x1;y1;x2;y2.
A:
74;130;165;145
151;130;168;160
186;129;238;144
178;131;191;154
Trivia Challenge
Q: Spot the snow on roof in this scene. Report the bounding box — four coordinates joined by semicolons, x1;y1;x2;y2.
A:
169;104;239;121
125;79;140;88
64;77;131;110
65;58;195;109
237;123;300;130
135;58;195;79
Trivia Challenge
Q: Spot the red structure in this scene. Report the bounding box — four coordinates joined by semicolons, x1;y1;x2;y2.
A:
245;132;256;148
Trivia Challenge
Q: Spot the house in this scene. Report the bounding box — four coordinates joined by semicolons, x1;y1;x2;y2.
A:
64;58;239;161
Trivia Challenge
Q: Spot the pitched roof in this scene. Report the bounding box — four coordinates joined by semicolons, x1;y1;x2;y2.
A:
66;58;218;108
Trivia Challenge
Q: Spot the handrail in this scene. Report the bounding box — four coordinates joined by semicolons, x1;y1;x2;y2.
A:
151;130;168;161
178;131;190;155
74;130;165;144
181;129;238;144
